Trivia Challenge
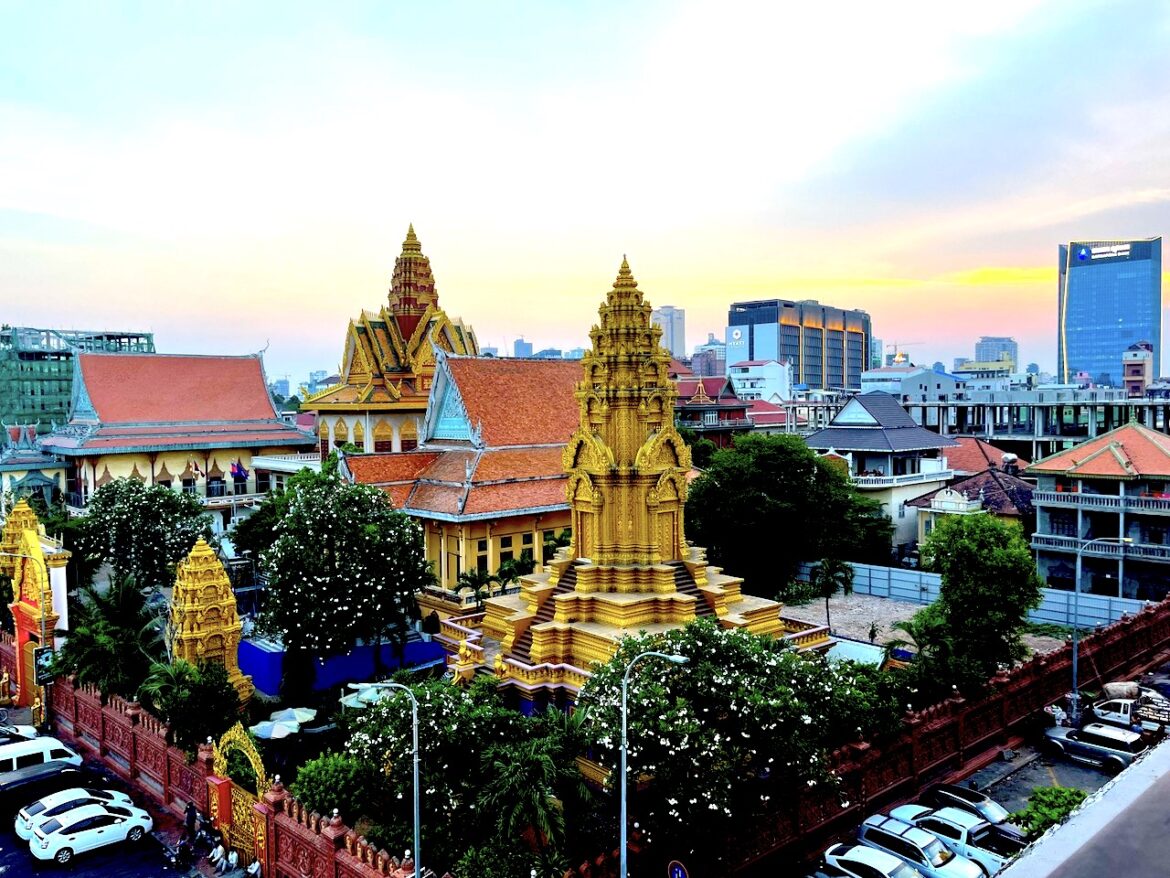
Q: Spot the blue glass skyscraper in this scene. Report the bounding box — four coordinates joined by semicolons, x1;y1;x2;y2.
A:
1058;238;1162;386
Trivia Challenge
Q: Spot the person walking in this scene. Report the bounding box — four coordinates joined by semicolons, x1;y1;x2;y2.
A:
185;800;198;837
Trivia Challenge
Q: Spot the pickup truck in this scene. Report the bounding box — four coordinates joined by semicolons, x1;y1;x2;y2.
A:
1087;696;1170;732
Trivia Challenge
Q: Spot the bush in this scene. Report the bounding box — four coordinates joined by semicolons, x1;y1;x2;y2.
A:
292;752;379;826
1009;786;1087;837
140;660;241;752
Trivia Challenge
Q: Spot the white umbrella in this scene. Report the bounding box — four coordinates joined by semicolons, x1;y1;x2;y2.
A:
249;720;300;740
270;707;318;724
339;693;368;710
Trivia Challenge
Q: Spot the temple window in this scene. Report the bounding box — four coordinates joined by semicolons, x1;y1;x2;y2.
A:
257;471;271;493
157;479;172;490
207;477;226;498
499;534;514;563
182;478;196;494
522;533;534;549
476;538;489;573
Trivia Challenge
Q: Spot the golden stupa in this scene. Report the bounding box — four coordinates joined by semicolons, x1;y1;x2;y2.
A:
482;259;825;702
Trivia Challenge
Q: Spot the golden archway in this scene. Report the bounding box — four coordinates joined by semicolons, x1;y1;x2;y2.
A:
212;722;272;797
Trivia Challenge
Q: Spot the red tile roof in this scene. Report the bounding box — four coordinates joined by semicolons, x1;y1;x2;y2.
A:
476;447;564;480
463;480;566;515
744;399;801;426
445;357;580;447
345;452;440;484
906;468;1034;516
947;438;1029;474
77;353;277;423
1027;423;1170;479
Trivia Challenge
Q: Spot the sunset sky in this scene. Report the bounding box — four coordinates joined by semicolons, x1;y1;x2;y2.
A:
2;1;1168;383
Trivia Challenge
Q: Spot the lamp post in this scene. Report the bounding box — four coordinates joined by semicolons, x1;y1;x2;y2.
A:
620;650;689;878
0;550;51;722
1071;536;1132;720
362;682;421;878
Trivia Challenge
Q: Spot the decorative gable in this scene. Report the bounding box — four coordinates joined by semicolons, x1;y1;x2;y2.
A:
833;398;879;426
431;368;472;442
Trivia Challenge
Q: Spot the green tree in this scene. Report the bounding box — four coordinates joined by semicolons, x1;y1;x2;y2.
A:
457;567;499;609
810;557;854;631
28;494;99;591
78;478;212;590
923;515;1043;686
579;619;904;873
261;469;432;665
53;575;166;696
139;659;240;751
292;751;379;825
685;434;892;597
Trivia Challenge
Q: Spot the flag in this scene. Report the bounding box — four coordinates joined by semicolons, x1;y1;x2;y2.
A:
231;460;249;480
193;459;204;478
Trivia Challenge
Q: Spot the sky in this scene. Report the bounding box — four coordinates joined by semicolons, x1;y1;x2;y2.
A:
2;0;1168;382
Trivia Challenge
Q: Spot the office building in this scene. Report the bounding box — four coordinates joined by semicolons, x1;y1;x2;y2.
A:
728;360;793;403
651;305;686;359
974;336;1018;368
0;326;155;433
268;378;290;399
691;333;726;377
726;299;871;391
1058;238;1162;386
513;338;533;358
870;337;884;369
534;348;562;359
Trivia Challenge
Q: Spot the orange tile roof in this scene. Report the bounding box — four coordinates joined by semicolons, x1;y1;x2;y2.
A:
77;353;276;423
382;484;415;509
476;447;564;480
1026;423;1170;479
948;437;1029;473
345;452;440;484
446;357;580;446
409;483;465;515
463;480;567;515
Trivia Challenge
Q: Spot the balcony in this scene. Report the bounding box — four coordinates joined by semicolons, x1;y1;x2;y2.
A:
681;418;753;432
1034;491;1170;515
852;469;953;489
1032;534;1170;562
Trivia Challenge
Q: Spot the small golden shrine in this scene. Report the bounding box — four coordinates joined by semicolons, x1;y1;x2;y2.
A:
483;260;818;703
302;225;480;454
170;539;253;703
1;499;68;706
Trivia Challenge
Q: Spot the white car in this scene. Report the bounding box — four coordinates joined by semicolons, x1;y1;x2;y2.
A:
821;842;921;878
29;801;153;865
15;787;134;840
890;805;1027;875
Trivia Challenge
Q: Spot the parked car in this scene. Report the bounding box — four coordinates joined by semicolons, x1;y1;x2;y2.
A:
15;786;134;839
917;784;1027;842
29;801;153;865
815;842;920;878
1044;722;1147;773
0;736;82;773
1087;696;1170;733
857;814;984;878
890;805;1027;874
0;724;38;745
0;760;90;816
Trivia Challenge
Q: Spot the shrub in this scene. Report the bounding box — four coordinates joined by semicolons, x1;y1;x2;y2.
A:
1009;786;1087;837
292;752;379;825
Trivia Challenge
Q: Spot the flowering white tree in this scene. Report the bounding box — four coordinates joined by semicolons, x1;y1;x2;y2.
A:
579;619;904;871
79;478;211;589
262;470;433;660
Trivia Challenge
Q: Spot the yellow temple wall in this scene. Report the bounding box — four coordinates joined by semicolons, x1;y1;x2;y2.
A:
314;412;426;453
82;445;310;490
422;511;572;590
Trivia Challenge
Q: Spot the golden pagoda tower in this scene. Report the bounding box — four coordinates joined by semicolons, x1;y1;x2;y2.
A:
484;260;817;703
169;539;253;704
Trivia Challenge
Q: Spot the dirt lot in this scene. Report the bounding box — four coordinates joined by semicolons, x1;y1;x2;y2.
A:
782;591;1066;656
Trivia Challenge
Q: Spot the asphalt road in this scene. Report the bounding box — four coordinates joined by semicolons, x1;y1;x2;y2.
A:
0;826;180;876
983;751;1110;813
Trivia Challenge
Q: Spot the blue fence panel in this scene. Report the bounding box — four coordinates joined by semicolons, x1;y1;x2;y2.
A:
797;560;1148;630
239;638;448;698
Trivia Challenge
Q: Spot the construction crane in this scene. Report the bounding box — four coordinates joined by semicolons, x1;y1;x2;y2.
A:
884;342;923;365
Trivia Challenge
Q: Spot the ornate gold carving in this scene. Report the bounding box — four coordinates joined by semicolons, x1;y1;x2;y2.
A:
212;722;271;798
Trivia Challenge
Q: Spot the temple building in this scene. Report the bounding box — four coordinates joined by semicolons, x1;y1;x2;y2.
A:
38;352;316;527
170;539;253;703
301;226;480;456
343;352;579;610
478;260;827;706
1;425;66;506
0;500;69;706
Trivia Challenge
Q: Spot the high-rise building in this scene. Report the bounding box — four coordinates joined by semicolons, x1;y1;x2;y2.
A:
513;338;533;358
725;299;871;391
691;332;726;376
651;305;686;358
1058;238;1162;386
0;326;155;432
974;336;1018;368
870;337;884;369
268;378;290;399
953;357;971;372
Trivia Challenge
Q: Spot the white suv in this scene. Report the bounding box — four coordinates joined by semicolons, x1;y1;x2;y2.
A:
29;802;153;865
857;814;984;878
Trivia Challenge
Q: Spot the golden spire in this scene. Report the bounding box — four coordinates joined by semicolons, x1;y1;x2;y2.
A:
388;224;438;314
564;259;691;565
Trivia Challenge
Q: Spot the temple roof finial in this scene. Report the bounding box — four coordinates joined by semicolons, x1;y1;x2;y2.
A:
614;255;637;291
402;224;421;254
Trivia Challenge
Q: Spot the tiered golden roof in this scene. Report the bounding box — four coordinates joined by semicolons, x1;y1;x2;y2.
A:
302;226;479;412
483;260;814;702
169;539;253;704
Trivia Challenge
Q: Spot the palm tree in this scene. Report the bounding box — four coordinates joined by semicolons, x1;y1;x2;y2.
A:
456;567;500;609
810;557;853;632
476;739;572;857
138;658;199;720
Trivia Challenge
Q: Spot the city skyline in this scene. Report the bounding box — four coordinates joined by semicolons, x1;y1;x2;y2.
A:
3;2;1170;382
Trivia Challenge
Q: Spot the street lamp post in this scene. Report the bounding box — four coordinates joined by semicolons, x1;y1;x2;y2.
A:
0;550;51;722
1071;536;1132;720
620;650;689;878
363;682;421;878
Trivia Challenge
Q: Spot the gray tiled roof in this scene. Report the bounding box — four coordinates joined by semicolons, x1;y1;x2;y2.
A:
805;392;959;453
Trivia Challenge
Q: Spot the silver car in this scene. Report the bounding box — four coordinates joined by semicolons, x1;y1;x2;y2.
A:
1044;722;1146;774
857;815;984;878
